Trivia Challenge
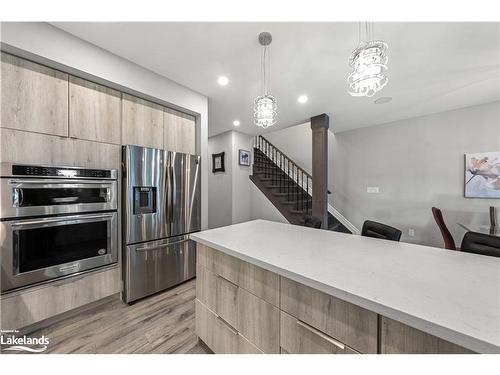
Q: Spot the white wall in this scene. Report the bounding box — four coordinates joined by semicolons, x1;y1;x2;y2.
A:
231;131;254;225
208;130;289;228
264;102;500;247
0;22;209;229
249;183;289;224
208;131;233;229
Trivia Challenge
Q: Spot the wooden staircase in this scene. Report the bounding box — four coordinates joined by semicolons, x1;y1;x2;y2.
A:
250;136;351;233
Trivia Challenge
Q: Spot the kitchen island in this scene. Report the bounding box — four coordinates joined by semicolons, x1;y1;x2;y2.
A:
190;220;500;354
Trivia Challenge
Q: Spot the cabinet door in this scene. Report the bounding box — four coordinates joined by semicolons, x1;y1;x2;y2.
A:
280;311;358;354
1;53;68;136
0;128;121;170
380;317;474;354
164;108;195;154
122;94;163;148
69;76;121;144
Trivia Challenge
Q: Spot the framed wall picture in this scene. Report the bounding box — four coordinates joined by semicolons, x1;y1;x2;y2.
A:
465;151;500;198
239;149;251;166
212;152;225;173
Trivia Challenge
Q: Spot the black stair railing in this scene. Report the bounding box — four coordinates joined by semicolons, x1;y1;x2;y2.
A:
254;135;312;215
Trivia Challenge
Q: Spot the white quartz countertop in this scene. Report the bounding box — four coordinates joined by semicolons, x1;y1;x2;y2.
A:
190;220;500;353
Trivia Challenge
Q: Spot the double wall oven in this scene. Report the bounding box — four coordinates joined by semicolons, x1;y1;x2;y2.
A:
0;163;118;293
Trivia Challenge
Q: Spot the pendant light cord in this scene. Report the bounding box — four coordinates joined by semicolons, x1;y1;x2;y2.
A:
261;45;270;96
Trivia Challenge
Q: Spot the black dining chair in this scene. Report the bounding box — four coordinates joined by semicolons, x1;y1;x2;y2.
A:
361;220;402;242
304;216;322;229
460;232;500;258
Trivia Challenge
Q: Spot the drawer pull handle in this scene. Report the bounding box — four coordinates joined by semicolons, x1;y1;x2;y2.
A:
216;274;238;288
296;320;345;350
216;316;238;336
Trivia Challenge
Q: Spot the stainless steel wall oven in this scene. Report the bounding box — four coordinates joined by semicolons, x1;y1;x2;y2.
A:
0;163;118;293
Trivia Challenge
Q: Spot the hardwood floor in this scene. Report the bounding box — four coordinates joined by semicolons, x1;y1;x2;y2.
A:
10;279;211;354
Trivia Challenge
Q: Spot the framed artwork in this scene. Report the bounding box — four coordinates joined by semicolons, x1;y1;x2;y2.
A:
239;149;251;166
212;152;225;173
465;151;500;198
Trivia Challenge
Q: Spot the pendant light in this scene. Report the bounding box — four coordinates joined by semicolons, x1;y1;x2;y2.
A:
254;32;277;129
348;22;389;97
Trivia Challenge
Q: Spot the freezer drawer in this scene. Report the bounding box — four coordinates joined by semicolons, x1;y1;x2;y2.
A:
123;235;196;303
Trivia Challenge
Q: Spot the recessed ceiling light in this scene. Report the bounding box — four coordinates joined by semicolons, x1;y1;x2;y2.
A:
298;95;308;104
217;76;229;86
233;120;240;126
374;96;392;104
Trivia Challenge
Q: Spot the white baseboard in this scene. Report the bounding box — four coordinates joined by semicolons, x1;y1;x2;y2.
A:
328;204;360;235
257;149;360;234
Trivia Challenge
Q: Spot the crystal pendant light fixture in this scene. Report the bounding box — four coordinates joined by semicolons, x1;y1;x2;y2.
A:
254;32;277;129
348;22;389;97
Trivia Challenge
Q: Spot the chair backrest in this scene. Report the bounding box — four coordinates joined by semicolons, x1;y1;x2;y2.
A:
432;207;457;250
361;220;402;242
460;232;500;258
304;216;322;229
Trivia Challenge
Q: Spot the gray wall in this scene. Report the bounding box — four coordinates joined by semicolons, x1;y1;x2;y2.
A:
265;101;500;247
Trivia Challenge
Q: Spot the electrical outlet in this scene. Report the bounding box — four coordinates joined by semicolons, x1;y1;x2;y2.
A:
367;186;379;194
408;229;415;237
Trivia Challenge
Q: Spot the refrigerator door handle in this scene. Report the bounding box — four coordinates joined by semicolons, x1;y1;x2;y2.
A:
135;238;188;252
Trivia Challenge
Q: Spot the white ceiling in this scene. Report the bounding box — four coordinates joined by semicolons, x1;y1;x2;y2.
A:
52;22;500;137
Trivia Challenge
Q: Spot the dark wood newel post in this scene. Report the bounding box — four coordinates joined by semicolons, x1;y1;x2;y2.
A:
310;114;329;229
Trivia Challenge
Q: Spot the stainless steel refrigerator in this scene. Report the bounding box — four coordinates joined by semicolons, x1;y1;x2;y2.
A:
122;145;201;303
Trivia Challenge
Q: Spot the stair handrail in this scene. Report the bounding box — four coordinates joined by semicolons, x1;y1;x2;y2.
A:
254;135;330;195
253;135;359;234
255;135;311;179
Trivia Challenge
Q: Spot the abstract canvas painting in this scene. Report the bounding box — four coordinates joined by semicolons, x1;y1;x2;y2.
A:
465;151;500;198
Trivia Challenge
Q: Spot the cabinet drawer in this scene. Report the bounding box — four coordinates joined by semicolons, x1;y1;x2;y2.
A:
237;287;280;354
280;277;378;354
195;299;263;354
195;263;216;311
196;264;238;328
380;317;474;354
280;311;359;354
196;243;279;306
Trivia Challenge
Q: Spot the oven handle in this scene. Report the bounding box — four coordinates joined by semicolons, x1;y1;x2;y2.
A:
9;213;115;227
8;179;113;185
135;238;189;252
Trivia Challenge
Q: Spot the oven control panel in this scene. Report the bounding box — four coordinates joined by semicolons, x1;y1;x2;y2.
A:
11;165;113;179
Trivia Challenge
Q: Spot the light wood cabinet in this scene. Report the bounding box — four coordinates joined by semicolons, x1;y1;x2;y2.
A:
69;76;121;144
196;243;279;306
1;53;68;136
280;311;359;354
195;299;263;354
195;263;216;311
237;287;280;353
164;108;196;154
380;317;473;354
0;266;121;330
122;94;163;148
196;244;475;354
0;128;121;169
280;276;378;354
216;275;239;329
